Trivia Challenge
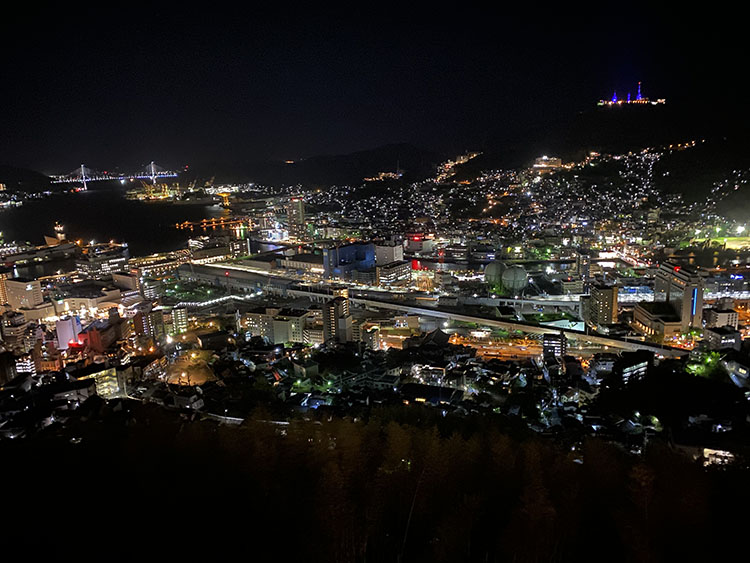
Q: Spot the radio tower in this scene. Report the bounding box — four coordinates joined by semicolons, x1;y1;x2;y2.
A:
636;81;642;101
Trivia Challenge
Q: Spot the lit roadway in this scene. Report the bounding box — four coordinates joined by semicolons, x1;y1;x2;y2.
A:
190;262;689;358
341;294;688;359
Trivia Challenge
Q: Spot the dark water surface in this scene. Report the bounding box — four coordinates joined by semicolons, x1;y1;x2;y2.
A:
0;186;226;256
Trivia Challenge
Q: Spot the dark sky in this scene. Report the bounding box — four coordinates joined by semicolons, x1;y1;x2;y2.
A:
1;7;742;174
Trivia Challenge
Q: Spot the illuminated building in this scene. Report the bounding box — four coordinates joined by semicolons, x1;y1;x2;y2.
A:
279;254;325;274
654;262;704;331
375;242;404;265
704;326;741;351
5;278;43;310
323;296;352;343
56;316;82;350
560;276;585;295
614;351;653;385
376;260;412;287
14;354;36;376
230;238;251;258
51;283;122;315
133;310;165;340
704;308;739;330
322;242;375;279
69;365;125;399
76;250;129;278
287;196;306;240
332;285;349;299
1;312;31;344
632;301;682;339
533;156;562;169
54;221;66;241
362;325;381;351
576;250;592;283
242;307;279;341
172;307;189;334
272;309;309;344
129;250;190;278
542;332;567;358
0;267;10;305
598;82;666;106
589;284;618;326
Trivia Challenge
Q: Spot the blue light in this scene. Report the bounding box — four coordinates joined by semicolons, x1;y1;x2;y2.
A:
692;287;697;317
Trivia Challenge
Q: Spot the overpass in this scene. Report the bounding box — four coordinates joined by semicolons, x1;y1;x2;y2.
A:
180;263;687;358
279;287;687;359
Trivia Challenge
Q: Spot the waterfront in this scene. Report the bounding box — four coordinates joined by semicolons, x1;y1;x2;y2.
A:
0;185;226;256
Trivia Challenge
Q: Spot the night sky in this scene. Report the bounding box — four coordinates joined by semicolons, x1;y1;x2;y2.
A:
1;8;742;173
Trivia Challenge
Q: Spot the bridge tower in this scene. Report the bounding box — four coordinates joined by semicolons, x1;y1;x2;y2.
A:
80;164;89;190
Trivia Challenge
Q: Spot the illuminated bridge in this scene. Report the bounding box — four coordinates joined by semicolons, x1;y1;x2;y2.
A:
51;161;178;189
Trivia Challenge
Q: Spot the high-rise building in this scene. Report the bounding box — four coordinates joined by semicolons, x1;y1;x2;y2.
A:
589;284;618;326
322;296;352;343
331;285;349;299
654;262;704;332
0;267;10;305
287;196;306;240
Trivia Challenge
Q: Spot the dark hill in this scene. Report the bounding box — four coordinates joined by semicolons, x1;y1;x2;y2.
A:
0;165;53;192
453;104;749;190
191;143;443;186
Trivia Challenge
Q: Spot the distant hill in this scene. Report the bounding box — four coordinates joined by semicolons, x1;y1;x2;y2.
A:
452;104;750;195
0;165;53;192
191;143;443;186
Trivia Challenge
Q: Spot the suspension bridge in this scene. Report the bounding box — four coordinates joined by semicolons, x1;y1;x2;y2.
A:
51;161;179;189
